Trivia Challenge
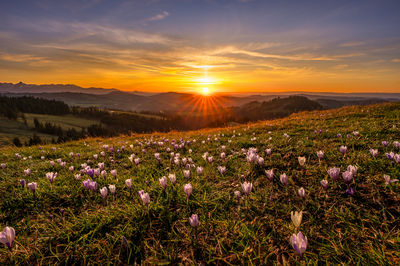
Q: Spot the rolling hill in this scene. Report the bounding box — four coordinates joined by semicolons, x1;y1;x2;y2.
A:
0;102;399;264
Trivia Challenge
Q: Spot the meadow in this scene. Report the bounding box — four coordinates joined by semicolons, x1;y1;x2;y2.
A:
0;102;399;264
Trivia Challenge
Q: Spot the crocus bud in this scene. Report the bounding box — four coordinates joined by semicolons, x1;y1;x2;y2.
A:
298;157;306;167
125;179;132;188
28;182;37;193
159;176;168;189
298;187;306;198
184;170;190;179
234;190;241;200
109;185;116;194
340;146;347;156
291;211;303;228
280;173;288;186
265;169;274;181
100;187;108;198
183;183;193;198
346;187;354;196
321;179;328;190
168;174;176;184
196;166;203;176
317;151;324;159
138;190;150;205
20;179;26;187
189;214;199;228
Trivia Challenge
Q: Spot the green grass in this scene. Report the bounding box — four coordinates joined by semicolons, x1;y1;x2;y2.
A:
0;103;399;264
0;117;54;146
24;113;100;130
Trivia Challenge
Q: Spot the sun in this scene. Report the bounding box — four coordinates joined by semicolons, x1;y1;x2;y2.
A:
201;87;210;95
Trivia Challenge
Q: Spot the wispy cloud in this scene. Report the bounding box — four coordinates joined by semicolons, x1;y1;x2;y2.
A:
146;11;169;22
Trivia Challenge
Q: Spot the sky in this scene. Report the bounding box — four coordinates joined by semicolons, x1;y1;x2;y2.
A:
0;0;399;93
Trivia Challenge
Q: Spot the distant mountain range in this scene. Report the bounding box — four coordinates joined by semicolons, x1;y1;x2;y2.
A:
1;82;399;112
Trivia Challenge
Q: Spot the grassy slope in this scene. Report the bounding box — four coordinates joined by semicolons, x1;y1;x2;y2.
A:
0;103;399;264
0;117;54;146
24;113;100;130
0;114;100;146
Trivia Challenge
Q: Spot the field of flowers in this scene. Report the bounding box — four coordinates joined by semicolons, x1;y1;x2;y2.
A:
0;103;399;264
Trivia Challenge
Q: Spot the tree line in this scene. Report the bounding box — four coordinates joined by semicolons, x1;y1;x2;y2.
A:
0;95;323;146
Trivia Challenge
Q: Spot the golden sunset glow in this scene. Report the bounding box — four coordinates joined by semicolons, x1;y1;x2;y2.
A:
0;1;399;93
201;87;210;95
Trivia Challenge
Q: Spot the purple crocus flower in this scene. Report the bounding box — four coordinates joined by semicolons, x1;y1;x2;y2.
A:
183;183;193;198
189;214;199;228
369;149;378;158
111;169;117;177
27;182;37;194
394;154;400;164
241;181;253;195
217;166;226;175
138;190;150;205
385;152;395;160
347;165;357;176
328;167;340;180
183;170;190;179
24;169;31;176
46;172;57;184
265;169;274;181
234;190;241;200
0;163;6;169
382;141;388;147
339;146;347;156
298;187;306;198
384;175;399;186
337;133;342;138
346;187;354;196
0;226;16;251
159;176;168;189
100;187;108;198
290;231;308;258
317;151;324;160
321;179;328;191
280;173;288;186
86;168;94;178
89;180;97;192
168;174;176;185
20;179;26;187
196;166;203;176
393;141;400;149
125;179;132;188
342;171;353;183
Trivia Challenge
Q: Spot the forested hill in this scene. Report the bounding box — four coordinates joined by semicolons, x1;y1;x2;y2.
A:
230;96;323;122
0;95;325;146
